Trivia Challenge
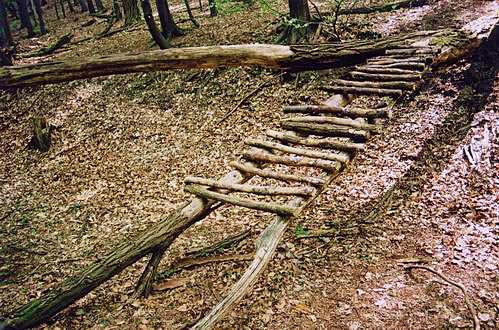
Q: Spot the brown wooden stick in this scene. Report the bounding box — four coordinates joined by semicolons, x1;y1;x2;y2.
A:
367;57;425;64
295;226;359;239
186;229;251;258
386;48;435;55
281;121;369;142
243;151;341;172
367;62;426;70
351;71;421;81
229;161;325;187
405;265;480;330
282;105;390;118
354;66;420;75
321;85;403;96
244;138;350;163
283;116;381;132
330;78;416;90
185;185;298;216
266;129;366;151
184;176;315;196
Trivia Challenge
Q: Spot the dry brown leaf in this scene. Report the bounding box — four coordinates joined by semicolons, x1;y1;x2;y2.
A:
153;277;189;292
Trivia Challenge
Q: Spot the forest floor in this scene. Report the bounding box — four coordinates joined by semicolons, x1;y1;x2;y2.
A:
0;0;498;329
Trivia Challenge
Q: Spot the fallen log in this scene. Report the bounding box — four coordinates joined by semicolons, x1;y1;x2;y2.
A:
282;115;382;132
336;0;428;15
281;121;369;142
265;129;366;151
229;161;325;187
329;79;416;90
282;105;390;118
321;85;404;97
244;138;350;163
0;30;445;88
243;150;341;172
185;185;298;216
18;33;73;58
184;176;315;196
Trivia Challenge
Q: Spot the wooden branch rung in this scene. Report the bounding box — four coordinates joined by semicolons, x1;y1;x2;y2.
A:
244;138;350;163
330;79;415;90
322;85;403;97
281;121;369;142
185;185;298;216
386;47;435;55
366;62;426;70
283;115;381;132
351;71;421;81
354;66;420;75
367;56;426;64
266;129;366;152
229;161;325;187
282;105;390;118
243;151;342;172
184;176;315;196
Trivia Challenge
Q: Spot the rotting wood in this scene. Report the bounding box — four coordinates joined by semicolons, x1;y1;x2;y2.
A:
282;105;390;118
330;79;416;90
281;121;369;142
229;161;325;187
265;129;366;151
366;61;426;70
351;71;422;81
184;176;315;196
0;30;450;88
29;116;51;152
367;56;426;64
354;66;420;75
321;85;403;97
282;116;382;132
184;184;298;216
244;138;350;163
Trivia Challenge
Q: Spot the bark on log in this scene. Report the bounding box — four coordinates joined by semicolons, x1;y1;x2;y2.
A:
281;121;369;142
282;115;381;132
354;66;419;75
0;30;443;88
350;71;422;81
367;56;426;64
321;85;404;97
282;105;390;118
337;0;427;15
184;176;315;196
366;62;426;70
184;184;298;216
244;138;350;163
330;79;416;90
243;151;341;172
265;129;366;151
229;161;325;187
386;47;434;55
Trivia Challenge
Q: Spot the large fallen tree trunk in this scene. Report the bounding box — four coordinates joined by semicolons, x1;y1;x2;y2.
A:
336;0;428;15
0;30;460;88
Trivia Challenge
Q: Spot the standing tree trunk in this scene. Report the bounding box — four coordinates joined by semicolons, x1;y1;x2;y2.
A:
95;0;104;11
33;0;46;34
78;0;88;11
122;0;140;25
87;0;96;13
156;0;182;39
0;0;13;46
208;0;216;16
66;0;74;12
279;0;314;43
141;0;169;48
16;0;35;37
59;0;66;17
183;0;198;27
112;0;122;20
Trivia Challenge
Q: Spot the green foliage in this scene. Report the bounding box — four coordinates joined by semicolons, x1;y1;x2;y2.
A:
213;0;247;15
294;223;309;238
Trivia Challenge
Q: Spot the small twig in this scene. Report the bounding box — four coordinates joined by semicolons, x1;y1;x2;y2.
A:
404;265;480;330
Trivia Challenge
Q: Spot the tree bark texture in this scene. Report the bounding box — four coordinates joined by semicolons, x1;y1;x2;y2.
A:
156;0;182;38
33;0;46;35
123;0;140;25
0;0;13;47
16;0;35;37
141;0;169;49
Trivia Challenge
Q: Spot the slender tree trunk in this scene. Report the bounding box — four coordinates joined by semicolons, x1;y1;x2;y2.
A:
87;0;96;13
59;0;66;17
112;0;122;20
78;0;88;11
66;0;74;12
122;0;140;25
208;0;216;16
28;0;37;26
183;0;198;27
156;0;182;39
0;0;13;46
95;0;104;11
141;0;169;48
33;0;46;34
16;0;35;37
54;0;60;18
280;0;312;43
